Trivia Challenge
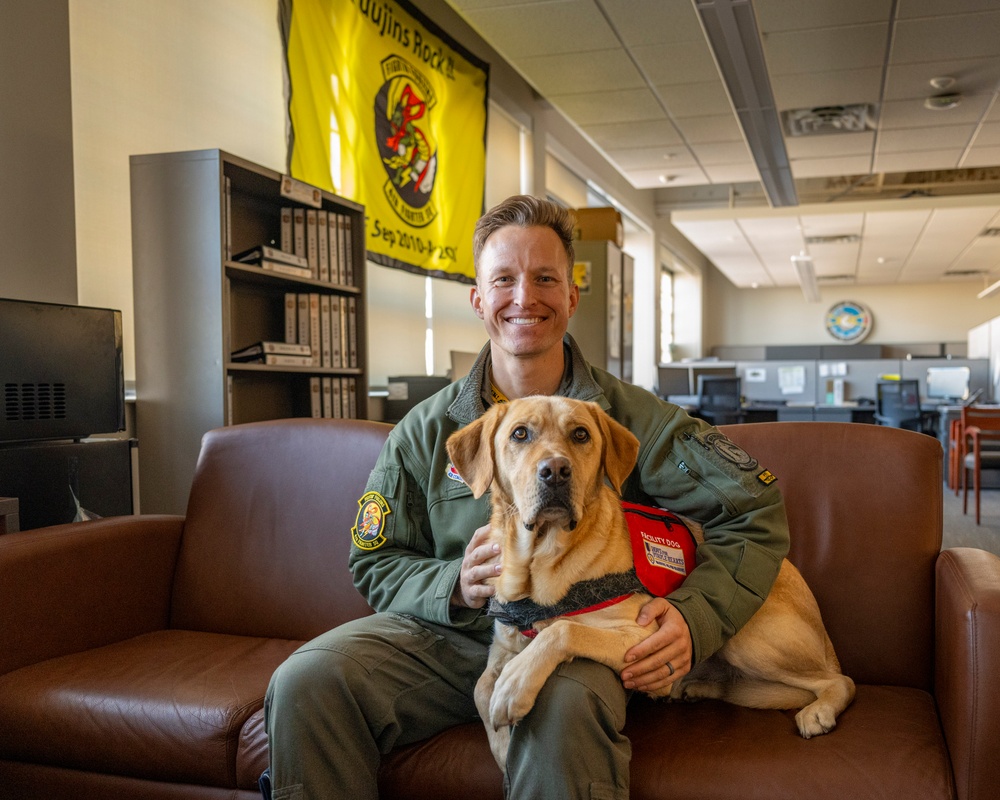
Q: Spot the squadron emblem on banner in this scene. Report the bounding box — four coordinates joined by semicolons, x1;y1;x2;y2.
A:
375;56;439;228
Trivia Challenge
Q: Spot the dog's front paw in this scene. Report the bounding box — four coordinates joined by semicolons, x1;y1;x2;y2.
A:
795;702;837;738
489;663;544;728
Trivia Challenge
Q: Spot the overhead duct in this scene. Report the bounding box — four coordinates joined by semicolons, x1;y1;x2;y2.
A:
694;0;798;208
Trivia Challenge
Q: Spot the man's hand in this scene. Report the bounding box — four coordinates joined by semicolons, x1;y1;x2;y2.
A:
451;524;502;609
621;598;692;693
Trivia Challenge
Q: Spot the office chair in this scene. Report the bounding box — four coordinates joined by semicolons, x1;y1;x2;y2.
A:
874;380;936;435
959;405;1000;524
696;375;744;425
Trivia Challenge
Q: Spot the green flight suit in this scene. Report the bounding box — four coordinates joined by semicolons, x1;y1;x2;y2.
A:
266;334;789;800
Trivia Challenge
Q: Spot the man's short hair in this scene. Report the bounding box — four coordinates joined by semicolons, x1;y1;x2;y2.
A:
473;195;575;278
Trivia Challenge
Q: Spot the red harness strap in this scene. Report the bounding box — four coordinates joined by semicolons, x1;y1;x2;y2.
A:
515;503;698;638
521;592;635;638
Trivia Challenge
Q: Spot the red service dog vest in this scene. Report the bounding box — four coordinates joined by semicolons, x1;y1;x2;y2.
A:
622;501;698;596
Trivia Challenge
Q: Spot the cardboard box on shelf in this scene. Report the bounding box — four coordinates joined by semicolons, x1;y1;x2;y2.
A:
570;207;623;247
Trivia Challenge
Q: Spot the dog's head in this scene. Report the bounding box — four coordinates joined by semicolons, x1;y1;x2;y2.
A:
446;396;639;533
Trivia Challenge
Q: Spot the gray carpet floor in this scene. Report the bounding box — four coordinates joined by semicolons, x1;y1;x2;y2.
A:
942;481;1000;556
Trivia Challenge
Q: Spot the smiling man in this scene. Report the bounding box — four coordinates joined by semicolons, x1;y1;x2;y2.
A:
264;195;789;800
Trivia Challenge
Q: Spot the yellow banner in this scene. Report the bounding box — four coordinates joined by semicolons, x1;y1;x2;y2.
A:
283;0;488;282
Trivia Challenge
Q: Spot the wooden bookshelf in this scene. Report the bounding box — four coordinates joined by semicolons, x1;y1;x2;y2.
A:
130;149;367;514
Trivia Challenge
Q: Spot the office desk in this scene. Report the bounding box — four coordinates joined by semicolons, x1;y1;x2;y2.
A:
665;398;872;425
0;497;18;533
776;405;876;424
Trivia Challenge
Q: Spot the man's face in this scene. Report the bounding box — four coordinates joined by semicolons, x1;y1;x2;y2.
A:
471;224;579;362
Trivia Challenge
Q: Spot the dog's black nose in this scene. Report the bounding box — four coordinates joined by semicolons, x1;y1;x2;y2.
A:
538;457;571;487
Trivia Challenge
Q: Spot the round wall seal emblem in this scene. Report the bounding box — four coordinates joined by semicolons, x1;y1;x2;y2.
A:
825;300;873;342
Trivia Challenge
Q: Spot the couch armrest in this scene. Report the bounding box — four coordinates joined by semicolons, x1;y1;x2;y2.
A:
935;547;1000;800
0;515;185;675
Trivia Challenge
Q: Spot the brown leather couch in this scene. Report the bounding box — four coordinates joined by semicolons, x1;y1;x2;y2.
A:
1;418;998;800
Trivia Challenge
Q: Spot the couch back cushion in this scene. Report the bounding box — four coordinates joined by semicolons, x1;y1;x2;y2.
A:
170;418;391;640
722;421;942;690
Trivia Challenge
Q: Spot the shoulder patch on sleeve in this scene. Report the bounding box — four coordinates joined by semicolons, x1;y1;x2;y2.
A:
702;431;759;471
352;491;392;551
679;430;777;499
756;469;777;486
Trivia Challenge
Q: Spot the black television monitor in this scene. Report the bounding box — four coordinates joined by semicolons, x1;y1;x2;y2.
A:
1;297;125;443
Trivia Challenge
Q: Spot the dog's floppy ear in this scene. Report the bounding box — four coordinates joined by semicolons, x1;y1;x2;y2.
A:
590;406;640;495
446;403;508;498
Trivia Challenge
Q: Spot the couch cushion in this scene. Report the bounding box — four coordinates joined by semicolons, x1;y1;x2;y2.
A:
376;685;954;799
0;630;300;788
626;685;954;800
171;419;389;640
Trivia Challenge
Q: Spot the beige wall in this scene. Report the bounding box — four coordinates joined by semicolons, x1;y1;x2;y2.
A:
70;0;287;381
704;260;1000;350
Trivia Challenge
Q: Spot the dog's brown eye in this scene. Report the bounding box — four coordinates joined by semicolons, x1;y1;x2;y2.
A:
572;426;590;443
511;426;529;442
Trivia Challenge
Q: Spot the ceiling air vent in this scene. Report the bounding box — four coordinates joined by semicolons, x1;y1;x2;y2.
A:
804;234;861;246
816;274;855;283
943;270;986;279
980;228;1000;237
782;104;876;137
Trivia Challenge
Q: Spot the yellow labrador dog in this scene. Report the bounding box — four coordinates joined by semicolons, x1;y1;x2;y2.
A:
446;395;855;768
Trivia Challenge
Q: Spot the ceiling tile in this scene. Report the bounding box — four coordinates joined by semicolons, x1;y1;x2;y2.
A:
673;114;745;144
516;49;646;96
883;58;1000;100
873;149;966;172
625;166;711;189
583;119;685;149
973;122;1000;145
878;125;977;153
762;24;890;75
962;146;1000;168
860;211;931;264
771;67;883;110
892;12;1000;63
789;155;874;179
754;0;892;32
897;0;1000;17
703;163;766;184
655;81;735;118
689;141;754;166
600;0;705;46
878;94;992;129
952;236;1000;272
460;0;620;58
604;146;697;170
800;212;865;234
629;41;721;85
548;88;665;125
785;132;874;159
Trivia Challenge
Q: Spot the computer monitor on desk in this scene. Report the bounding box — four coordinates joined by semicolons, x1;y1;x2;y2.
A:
925;366;971;404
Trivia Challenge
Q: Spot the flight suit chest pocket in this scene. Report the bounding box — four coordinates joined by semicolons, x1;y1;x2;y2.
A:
681;430;776;500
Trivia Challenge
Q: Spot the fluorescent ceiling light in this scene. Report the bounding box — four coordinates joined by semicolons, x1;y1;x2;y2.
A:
694;0;798;208
978;278;1000;300
792;255;821;303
